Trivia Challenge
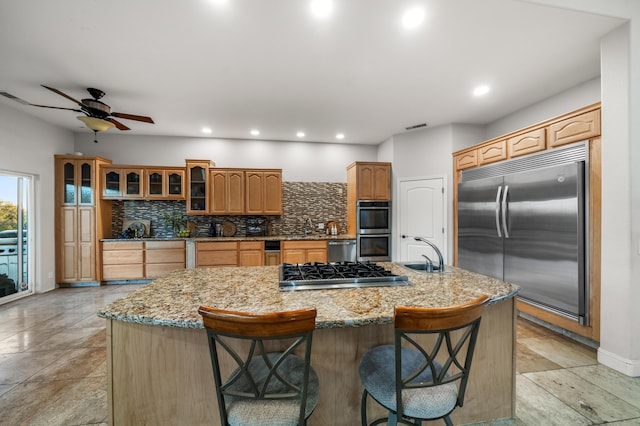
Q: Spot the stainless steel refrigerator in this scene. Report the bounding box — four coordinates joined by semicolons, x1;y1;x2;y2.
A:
457;142;589;325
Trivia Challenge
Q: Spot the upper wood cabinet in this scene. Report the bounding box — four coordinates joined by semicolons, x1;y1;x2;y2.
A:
549;109;601;148
478;140;507;165
144;168;185;199
245;170;283;215
347;162;391;201
453;103;601;175
102;167;144;199
210;169;245;215
508;128;546;158
186;160;214;215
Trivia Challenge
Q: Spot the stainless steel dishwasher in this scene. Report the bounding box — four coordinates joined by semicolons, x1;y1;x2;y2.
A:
328;239;356;263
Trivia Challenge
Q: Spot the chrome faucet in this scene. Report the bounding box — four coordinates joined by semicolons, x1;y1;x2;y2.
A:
421;254;434;272
303;218;314;236
414;236;445;273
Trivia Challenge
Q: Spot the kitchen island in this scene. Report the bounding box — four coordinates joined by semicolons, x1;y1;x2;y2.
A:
98;263;519;425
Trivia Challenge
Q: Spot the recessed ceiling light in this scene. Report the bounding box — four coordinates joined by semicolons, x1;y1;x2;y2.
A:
250;129;260;136
202;127;212;134
311;0;332;18
336;133;345;140
402;7;425;29
296;131;306;138
473;85;490;96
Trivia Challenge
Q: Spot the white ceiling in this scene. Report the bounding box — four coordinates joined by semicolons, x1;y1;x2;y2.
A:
0;0;624;145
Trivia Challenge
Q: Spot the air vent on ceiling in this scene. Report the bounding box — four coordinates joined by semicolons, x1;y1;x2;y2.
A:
405;122;428;131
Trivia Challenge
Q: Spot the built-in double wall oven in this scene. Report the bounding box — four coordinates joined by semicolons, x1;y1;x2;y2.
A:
356;200;391;261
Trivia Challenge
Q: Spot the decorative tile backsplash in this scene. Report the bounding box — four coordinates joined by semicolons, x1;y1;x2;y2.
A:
111;182;347;238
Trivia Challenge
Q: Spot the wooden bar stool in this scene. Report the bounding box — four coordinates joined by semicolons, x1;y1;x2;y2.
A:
358;295;490;426
198;306;319;426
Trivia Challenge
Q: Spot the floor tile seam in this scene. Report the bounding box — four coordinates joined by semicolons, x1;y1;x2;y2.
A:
517;340;596;368
522;369;640;422
516;374;593;425
563;365;640;411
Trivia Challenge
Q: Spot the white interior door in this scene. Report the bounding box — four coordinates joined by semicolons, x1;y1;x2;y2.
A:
398;177;445;262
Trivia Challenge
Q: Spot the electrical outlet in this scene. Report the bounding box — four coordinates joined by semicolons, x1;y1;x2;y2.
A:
318;223;325;229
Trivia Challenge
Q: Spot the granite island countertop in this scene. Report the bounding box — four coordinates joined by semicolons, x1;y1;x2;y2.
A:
100;234;356;242
98;263;519;329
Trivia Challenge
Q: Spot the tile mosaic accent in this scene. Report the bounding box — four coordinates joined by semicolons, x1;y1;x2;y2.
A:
111;182;347;238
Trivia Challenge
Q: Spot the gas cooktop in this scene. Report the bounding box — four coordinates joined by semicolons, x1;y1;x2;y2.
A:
279;261;411;291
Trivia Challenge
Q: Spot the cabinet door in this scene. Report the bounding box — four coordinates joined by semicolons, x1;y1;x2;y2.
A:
103;169;122;198
61;207;77;281
239;250;264;266
245;171;264;215
263;171;282;214
187;163;209;214
227;171;245;214
210;170;242;214
78;161;95;205
265;252;281;266
357;165;375;200
145;169;164;198
282;249;306;265
77;207;95;280
478;140;507;165
60;160;77;205
372;165;391;200
454;151;478;171
306;248;327;264
548;109;601;148
166;170;185;199
508;128;546;158
124;170;144;198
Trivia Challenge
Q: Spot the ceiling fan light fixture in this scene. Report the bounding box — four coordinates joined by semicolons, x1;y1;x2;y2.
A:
77;116;115;132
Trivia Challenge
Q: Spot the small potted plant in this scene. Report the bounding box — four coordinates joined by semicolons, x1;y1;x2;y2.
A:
163;213;189;237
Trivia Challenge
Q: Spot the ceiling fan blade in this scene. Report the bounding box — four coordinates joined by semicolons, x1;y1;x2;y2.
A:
30;104;83;112
107;117;131;131
111;112;154;123
41;85;84;107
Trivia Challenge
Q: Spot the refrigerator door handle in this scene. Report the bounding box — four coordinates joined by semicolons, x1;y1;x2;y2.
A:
495;186;503;237
501;184;510;238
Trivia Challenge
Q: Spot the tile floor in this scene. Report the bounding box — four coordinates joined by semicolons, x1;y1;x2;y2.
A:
0;285;639;425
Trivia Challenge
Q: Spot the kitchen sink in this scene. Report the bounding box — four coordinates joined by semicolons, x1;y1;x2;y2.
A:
398;262;452;274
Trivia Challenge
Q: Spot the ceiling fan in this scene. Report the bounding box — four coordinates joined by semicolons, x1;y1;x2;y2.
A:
1;85;154;142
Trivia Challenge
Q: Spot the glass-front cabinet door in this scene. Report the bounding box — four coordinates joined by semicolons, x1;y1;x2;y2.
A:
63;161;76;205
79;161;93;205
145;170;164;198
103;169;122;198
124;170;143;197
167;170;185;199
186;160;212;214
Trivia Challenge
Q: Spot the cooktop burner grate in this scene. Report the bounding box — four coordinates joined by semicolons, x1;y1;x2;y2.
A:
279;261;410;291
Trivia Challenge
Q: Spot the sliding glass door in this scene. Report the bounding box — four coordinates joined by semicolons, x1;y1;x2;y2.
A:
0;173;32;301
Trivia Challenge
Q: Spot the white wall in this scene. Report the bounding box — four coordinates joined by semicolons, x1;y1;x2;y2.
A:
74;133;377;182
484;77;601;141
0;103;74;293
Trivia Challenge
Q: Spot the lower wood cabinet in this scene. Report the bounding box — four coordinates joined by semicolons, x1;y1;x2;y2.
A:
145;240;186;278
281;240;327;264
102;240;186;280
102;241;144;280
196;241;265;267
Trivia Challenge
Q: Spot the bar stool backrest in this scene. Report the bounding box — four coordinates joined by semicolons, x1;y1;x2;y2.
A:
198;306;317;426
393;295;489;419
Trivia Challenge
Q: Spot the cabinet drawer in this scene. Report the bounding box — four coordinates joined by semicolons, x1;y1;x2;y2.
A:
146;249;185;264
549;109;601;147
197;241;238;251
197;250;238;267
282;240;327;250
145;240;185;250
145;263;184;279
103;264;144;280
103;250;144;265
103;241;144;250
239;241;263;250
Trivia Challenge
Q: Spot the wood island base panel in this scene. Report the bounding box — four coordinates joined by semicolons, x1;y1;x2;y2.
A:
98;264;519;425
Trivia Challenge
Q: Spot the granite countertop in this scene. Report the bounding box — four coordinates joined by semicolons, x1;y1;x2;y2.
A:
97;263;519;330
100;234;356;242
